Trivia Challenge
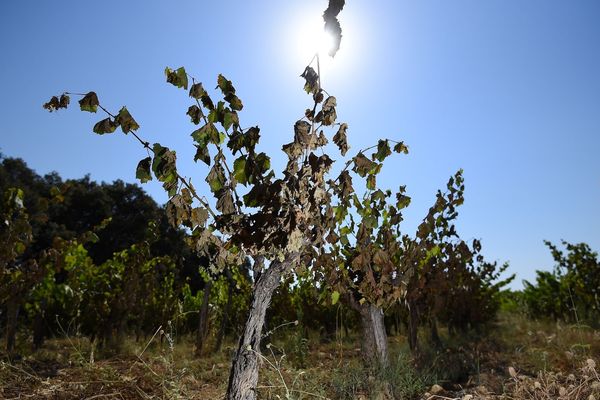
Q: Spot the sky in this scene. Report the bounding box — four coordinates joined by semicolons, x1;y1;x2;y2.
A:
1;0;599;289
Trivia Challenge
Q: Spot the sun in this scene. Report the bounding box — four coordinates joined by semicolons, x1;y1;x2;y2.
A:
293;16;338;63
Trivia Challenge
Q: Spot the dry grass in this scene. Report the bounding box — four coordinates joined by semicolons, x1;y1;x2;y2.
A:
1;315;599;399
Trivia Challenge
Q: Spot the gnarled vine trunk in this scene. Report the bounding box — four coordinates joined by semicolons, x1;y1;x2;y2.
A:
226;253;298;400
357;302;389;367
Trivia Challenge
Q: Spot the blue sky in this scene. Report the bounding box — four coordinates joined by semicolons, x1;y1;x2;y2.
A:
1;0;599;288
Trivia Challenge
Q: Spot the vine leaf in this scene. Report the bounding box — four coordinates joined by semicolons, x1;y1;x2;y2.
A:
152;143;178;196
194;145;211;166
206;163;226;193
333;123;349;156
116;107;139;133
300;66;319;94
331;290;340;305
187;105;202;125
216;188;235;214
373;140;391;162
393;142;409;154
165;66;188;90
93;118;118;134
79;92;99;113
352;153;377;177
136;157;152;183
43;94;70;112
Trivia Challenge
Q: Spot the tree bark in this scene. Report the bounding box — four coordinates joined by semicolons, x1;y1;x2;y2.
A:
357;302;389;368
196;279;213;356
226;253;298;400
407;301;420;355
5;298;19;355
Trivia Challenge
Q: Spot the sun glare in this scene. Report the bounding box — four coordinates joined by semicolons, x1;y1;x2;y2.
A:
294;16;337;63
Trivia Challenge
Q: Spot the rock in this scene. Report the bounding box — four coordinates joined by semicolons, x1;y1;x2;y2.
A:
430;384;444;394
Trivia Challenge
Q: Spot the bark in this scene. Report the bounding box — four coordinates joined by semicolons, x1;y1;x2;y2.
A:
226;253;298;400
407;302;420;355
5;298;19;355
429;317;442;348
215;268;234;353
357;302;389;367
196;279;213;356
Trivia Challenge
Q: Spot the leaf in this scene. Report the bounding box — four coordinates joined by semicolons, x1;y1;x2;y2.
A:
189;82;207;99
216;188;235;214
224;93;243;111
93;118;118;134
333;123;349;156
294;120;312;146
79;92;99;113
191;122;220;146
223;110;239;131
393;141;409;154
321;96;337;125
191;207;209;227
206;163;226;193
116;106;139;133
194;144;211;165
136;157;152;183
187;105;202;125
165;66;188;90
233;156;248;185
331;290;340;305
396;191;411;210
44;94;70;112
300;66;319;94
366;174;376;190
352;153;377;177
373;139;391;162
59;94;70;109
217;74;236;95
152;143;178;196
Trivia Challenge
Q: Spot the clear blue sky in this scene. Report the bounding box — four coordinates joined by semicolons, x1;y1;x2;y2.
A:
1;0;599;288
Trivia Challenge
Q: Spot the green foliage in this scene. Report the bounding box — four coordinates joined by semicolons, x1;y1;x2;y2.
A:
523;241;600;327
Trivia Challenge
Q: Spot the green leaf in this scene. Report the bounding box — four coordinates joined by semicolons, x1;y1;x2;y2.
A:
374;140;391;162
136;157;152;183
223;110;239;131
233;156;248;185
393;141;409;154
116;106;139;133
79;92;99;113
366;174;376;190
331;290;340;305
191;122;220;146
93;118;118;134
206;163;226;193
165;66;188;90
